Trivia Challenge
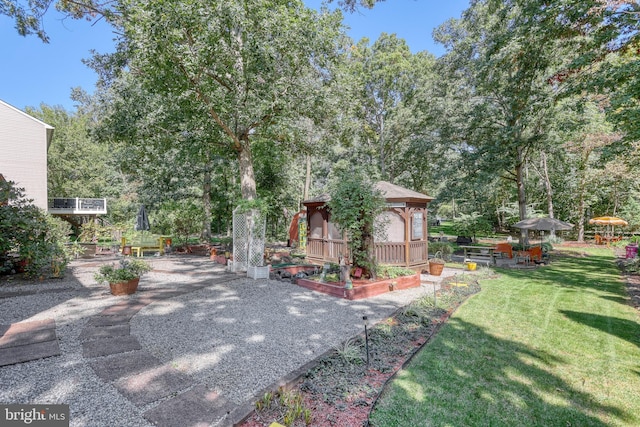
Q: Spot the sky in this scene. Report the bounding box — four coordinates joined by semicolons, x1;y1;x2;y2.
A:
0;0;469;112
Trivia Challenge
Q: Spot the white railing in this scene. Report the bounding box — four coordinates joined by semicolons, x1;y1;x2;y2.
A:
48;198;107;215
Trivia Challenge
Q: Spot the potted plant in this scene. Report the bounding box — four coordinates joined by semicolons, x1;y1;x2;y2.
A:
428;250;445;276
94;258;152;295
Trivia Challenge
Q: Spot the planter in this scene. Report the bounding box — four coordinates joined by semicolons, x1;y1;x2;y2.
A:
295;273;420;300
247;266;270;280
466;262;477;271
429;261;445;276
109;278;140;296
79;243;97;258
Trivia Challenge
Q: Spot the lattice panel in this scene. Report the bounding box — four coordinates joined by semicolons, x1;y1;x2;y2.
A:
232;208;266;272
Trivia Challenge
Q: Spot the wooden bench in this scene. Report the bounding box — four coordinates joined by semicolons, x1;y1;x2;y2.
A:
121;235;165;257
459;245;498;265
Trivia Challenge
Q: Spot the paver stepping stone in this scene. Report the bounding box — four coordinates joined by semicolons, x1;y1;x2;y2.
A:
82;335;141;358
143;384;232;427
89;350;161;382
0;319;60;366
79;324;130;341
100;302;149;316
113;365;192;406
87;314;135;327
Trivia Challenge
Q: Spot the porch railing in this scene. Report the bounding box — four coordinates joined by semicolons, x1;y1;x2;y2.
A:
48;198;107;215
307;238;428;267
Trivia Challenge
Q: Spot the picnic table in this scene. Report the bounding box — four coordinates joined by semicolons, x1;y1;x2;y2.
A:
459;245;498;265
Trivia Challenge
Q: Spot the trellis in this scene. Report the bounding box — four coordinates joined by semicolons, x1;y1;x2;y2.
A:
231;207;267;277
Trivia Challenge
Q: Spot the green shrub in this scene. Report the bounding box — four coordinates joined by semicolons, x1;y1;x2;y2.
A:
94;258;152;284
429;242;454;261
376;265;416;279
0;180;72;278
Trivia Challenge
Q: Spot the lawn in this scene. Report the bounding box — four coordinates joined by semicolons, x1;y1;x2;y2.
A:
370;246;640;426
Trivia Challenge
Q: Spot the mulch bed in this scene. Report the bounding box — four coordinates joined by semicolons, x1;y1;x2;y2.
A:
239;281;482;427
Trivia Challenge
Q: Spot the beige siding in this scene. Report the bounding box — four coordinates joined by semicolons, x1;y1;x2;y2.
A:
0;100;53;210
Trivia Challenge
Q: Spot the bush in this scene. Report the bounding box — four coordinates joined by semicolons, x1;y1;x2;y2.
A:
376;265;416;279
428;242;455;261
0;180;72;277
327;168;387;279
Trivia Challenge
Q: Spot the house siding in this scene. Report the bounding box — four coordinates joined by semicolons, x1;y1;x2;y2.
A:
0;100;53;210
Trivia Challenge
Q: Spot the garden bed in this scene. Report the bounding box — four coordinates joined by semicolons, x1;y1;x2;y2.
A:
239;278;482;427
294;272;420;300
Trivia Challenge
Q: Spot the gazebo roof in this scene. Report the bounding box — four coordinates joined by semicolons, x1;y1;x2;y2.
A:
303;181;433;205
374;181;433;203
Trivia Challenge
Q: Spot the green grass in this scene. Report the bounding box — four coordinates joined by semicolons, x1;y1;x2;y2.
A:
370;246;640;427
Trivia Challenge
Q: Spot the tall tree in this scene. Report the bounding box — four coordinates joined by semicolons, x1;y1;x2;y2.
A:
433;1;575;242
116;0;343;201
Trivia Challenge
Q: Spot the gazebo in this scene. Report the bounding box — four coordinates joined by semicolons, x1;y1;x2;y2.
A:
302;181;434;269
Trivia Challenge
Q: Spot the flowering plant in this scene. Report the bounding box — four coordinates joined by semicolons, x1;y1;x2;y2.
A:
94;258;151;284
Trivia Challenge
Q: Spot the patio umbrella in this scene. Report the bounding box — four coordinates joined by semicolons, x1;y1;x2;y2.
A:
589;216;627;238
135;205;150;231
513;217;574;248
588;216;628;227
513;217;574;232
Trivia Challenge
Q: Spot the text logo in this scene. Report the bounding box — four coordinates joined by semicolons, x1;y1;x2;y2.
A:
0;405;69;427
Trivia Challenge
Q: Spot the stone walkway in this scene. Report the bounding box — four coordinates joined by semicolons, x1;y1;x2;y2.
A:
0;271;245;426
0;319;60;366
77;273;242;427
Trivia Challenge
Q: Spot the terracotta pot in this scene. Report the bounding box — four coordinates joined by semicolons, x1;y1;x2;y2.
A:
109;277;140;296
429;261;445;276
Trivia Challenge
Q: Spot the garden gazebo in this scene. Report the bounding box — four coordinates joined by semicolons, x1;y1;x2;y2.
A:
302;181;434;269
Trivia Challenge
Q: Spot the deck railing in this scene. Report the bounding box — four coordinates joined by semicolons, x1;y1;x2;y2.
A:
308;238;428;267
48;198;107;215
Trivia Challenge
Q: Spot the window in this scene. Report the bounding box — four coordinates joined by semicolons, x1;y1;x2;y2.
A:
412;212;423;240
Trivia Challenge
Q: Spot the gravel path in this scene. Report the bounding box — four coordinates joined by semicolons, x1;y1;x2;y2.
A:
0;255;436;427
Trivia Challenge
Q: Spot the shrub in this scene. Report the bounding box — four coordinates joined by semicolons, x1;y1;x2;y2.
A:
94;258;152;284
0;180;72;277
428;242;454;261
376;265;416;279
327;168;387;279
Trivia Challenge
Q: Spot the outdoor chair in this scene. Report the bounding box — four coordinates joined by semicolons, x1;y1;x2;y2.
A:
494;243;513;258
595;234;603;245
529;246;543;264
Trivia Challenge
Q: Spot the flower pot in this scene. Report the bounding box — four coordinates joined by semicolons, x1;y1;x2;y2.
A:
109;278;140;296
429;261;444;276
466;262;477;271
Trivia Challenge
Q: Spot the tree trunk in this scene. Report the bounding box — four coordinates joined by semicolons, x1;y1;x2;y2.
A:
540;151;555;237
201;161;212;241
237;136;257;200
516;147;528;245
303;154;311;205
379;115;386;180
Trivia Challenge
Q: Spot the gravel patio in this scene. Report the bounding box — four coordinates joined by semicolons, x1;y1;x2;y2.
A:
0;255;450;427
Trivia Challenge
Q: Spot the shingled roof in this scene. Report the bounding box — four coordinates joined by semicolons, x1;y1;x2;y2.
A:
303;181;433;205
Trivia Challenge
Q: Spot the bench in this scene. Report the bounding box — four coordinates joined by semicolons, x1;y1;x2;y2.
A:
459;245;498;265
121;235;166;257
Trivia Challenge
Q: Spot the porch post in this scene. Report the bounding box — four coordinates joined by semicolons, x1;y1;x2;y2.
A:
405;207;413;267
322;209;329;260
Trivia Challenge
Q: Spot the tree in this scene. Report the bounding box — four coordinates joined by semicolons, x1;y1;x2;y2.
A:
433;0;575;242
115;0;343;201
27;103;116;199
